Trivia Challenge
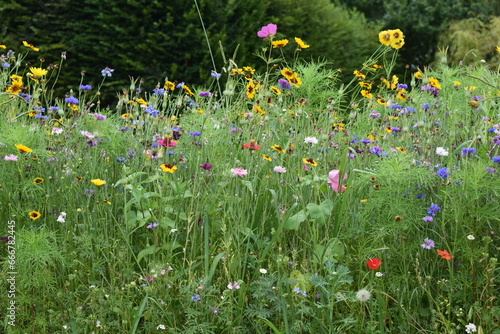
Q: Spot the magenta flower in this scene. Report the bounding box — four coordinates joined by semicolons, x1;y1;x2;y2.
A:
327;169;348;192
257;23;277;40
230;168;248;176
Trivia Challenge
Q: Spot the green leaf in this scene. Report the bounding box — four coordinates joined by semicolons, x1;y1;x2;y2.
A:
241;180;253;194
307;199;334;225
137;245;158;263
283;209;307;230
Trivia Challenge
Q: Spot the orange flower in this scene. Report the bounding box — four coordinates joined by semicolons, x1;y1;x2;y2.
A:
437;249;452;260
242;140;261;150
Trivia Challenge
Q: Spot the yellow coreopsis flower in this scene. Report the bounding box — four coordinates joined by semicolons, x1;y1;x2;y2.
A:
288;76;302;88
23;41;39;51
262;154;272;161
30;67;48;77
378;30;392;46
136;98;148;105
414;71;423;79
353;70;366;79
164;80;175;90
29;211;41;220
361;90;373;99
496;46;500;53
281;68;296;80
0;44;5;48
182;85;194;96
15;144;33;153
270;86;281;95
160;164;177;173
429;77;442;90
294;37;310;49
246;81;257;99
272;39;289;48
91;179;107;186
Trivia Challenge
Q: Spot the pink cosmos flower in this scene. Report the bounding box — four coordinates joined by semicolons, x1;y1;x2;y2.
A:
257;23;277;40
327;169;348;192
273;166;287;173
4;154;18;161
230;168;248;176
80;130;95;139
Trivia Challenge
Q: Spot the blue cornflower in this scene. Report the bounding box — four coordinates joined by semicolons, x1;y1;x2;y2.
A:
360;139;372;144
397;83;408;89
369;146;383;157
461;148;476;156
492;156;500;163
152;88;165;96
101;67;114;77
436;167;449;178
79;84;92;90
2;62;10;68
145;105;158;117
211;71;221;79
188;131;201;136
176;82;185;88
198;91;211;97
191;294;201;302
65;96;79;104
420;103;430;111
390;104;402;110
49;106;59;112
34;106;46;113
116;157;126;163
427;203;441;216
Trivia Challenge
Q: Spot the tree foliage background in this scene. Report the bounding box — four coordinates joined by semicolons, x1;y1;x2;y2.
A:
1;0;499;105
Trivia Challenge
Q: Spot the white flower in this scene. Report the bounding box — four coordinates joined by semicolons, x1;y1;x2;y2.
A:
304;136;319;144
95;320;102;328
157;324;166;330
57;212;66;223
435;147;449;156
355;289;371;302
467;235;475;240
465;323;477;333
375;272;383;277
259;268;268;274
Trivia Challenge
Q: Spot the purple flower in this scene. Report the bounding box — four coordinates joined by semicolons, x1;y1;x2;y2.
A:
421;85;439;98
422;216;434;222
79;84;92;90
369;146;383;157
436;167;448;178
147;222;159;229
200;163;212;170
278;78;292;90
492;156;500;163
369;110;381;119
198;91;211;97
420;238;435;249
65;96;79;104
89;113;107;121
188;131;201;136
101;67;114;77
485;167;495;173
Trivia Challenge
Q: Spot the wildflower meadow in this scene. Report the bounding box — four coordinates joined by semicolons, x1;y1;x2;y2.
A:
0;23;499;334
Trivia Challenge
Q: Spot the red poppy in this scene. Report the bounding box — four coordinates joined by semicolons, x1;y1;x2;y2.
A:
366;258;382;270
436;249;452;260
242;140;261;150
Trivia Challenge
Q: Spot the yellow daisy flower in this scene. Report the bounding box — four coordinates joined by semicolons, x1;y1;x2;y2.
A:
91;179;107;186
30;67;48;77
272;39;289;48
160;164;177;173
294;37;310;49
